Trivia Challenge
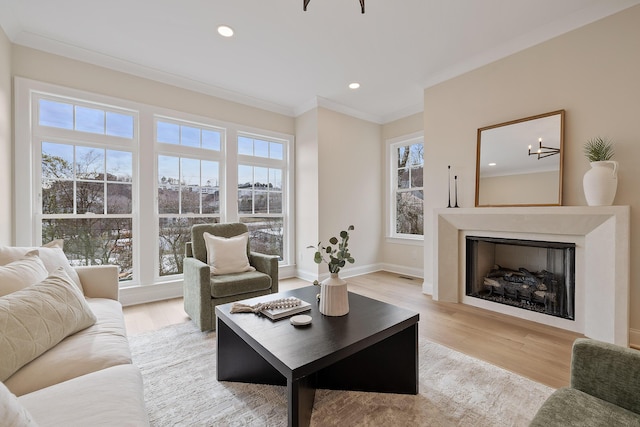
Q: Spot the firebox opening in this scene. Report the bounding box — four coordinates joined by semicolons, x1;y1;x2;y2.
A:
465;236;575;320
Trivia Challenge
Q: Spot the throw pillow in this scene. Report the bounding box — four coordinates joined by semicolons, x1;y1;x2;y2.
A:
203;232;256;275
0;381;39;426
0;240;83;292
0;250;49;297
0;268;97;382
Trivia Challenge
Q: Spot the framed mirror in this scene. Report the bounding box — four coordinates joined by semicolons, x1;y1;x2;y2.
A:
475;110;564;207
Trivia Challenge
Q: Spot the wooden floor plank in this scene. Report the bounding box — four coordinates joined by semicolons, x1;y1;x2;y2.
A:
123;271;582;389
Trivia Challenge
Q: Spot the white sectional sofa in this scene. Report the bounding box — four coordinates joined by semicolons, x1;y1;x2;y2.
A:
0;244;148;426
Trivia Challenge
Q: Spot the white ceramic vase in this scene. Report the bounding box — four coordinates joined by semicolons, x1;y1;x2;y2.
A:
583;161;618;206
318;273;349;316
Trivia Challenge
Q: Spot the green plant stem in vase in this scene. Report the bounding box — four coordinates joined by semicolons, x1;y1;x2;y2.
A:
308;225;355;275
307;225;355;316
583;137;618;206
584;137;614;162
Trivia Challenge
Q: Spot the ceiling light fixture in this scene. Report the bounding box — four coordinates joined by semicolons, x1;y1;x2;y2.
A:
217;25;234;37
528;137;560;160
349;82;360;89
304;0;365;14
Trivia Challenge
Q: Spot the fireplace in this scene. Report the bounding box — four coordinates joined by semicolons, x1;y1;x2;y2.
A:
465;236;575;320
432;206;630;346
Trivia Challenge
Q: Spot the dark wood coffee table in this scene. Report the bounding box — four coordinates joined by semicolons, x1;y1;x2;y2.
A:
215;286;419;427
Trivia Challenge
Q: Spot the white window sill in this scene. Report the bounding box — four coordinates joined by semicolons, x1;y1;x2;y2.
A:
385;236;424;246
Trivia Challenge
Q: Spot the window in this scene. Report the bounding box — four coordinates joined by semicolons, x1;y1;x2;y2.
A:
35;96;136;280
16;79;294;291
156;118;223;277
237;134;287;260
389;134;424;238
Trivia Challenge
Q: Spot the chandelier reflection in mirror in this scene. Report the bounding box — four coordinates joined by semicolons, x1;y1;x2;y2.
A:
528;138;560;160
303;0;365;13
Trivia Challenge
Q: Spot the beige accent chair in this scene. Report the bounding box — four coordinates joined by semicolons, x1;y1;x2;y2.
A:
183;223;279;331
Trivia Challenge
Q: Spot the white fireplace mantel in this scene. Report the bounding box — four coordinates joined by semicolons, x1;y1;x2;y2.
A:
433;206;630;346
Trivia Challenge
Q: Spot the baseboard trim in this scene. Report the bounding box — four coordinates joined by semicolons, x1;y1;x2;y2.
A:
377;263;424;280
630;328;640;349
120;281;183;307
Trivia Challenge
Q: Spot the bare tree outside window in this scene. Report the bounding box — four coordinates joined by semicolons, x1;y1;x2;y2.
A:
41;143;134;280
394;141;424;236
157;152;220;276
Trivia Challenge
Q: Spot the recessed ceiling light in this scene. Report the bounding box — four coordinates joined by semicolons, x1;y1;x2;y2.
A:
217;25;234;37
348;82;360;90
488;162;497;166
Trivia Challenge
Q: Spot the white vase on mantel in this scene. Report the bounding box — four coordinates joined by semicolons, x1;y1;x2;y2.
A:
318;273;349;316
583;160;618;206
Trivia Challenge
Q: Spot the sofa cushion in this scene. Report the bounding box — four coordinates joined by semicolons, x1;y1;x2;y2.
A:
0;268;97;382
211;270;271;298
4;297;132;396
531;387;640;426
0;250;49;297
0;240;83;292
0;381;39;427
203;231;255;275
19;364;148;427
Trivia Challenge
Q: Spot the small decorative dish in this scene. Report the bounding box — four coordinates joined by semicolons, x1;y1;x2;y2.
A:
290;314;312;326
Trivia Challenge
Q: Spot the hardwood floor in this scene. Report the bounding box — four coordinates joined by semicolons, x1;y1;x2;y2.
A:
123;271;582;389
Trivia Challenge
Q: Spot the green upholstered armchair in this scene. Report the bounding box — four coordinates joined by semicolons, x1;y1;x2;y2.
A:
183;223;279;331
530;338;640;426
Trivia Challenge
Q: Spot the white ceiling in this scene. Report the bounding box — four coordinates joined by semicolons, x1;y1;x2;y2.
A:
1;0;638;124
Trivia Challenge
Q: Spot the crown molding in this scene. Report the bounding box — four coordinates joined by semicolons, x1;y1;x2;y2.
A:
11;31;298;117
380;103;424;124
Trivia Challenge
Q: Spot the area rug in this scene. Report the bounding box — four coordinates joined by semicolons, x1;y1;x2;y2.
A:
128;321;553;426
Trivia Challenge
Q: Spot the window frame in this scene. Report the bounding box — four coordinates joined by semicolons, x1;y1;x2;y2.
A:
17;84;140;283
236;131;290;262
386;132;424;243
154;115;225;280
15;77;295;290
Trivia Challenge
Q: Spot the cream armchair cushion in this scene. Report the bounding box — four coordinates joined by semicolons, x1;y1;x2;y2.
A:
203;231;255;275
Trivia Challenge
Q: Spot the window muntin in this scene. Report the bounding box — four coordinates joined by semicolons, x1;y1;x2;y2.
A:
238;165;283;215
39;140;134;280
157;119;222;151
391;138;424;238
42;142;133;215
238;135;284;160
237;133;287;261
156;116;224;277
158;155;220;216
156;154;221;277
20;79;294;290
39;98;134;138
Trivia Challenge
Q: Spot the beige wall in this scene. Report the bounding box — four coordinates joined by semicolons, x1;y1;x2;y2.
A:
478;171;559;206
0;27;11;245
317;107;382;276
11;46;294;135
381;112;424;275
6;44;422;282
294;109;320;276
424;5;640;334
